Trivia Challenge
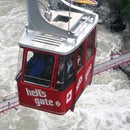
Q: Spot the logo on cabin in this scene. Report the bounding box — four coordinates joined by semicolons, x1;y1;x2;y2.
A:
66;90;72;104
85;64;92;80
25;88;61;107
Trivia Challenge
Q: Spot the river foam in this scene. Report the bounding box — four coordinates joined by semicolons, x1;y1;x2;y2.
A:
0;1;130;130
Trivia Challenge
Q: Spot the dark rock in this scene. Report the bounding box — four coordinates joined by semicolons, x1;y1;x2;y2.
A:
110;10;126;33
119;63;130;80
122;29;130;50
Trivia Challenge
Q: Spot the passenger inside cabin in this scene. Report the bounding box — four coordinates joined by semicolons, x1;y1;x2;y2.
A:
24;51;54;86
57;62;65;84
77;44;83;71
40;59;53;79
65;58;74;79
25;52;45;77
77;55;82;68
56;54;75;91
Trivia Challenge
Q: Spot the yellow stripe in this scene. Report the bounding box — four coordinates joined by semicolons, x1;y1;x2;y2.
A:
74;0;94;5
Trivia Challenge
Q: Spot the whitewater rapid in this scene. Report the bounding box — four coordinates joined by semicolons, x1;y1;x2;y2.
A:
0;1;130;130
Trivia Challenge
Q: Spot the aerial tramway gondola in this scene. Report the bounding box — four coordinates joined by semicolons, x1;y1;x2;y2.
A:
16;0;98;115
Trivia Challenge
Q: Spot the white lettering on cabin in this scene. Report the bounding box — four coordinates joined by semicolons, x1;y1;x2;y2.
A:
34;98;54;107
85;64;92;80
26;88;46;98
55;101;61;107
76;75;83;91
76;64;92;92
25;88;61;107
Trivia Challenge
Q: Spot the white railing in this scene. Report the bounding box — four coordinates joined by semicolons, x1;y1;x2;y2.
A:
94;52;130;75
0;92;19;113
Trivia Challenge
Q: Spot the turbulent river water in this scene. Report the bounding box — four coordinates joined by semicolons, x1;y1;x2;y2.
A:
0;0;130;130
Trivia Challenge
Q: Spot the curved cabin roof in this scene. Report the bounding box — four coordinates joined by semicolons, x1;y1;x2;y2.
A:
19;0;98;55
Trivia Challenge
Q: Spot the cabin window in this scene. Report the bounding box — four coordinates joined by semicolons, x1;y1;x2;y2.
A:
86;32;93;60
16;47;24;81
56;52;75;91
24;51;54;87
77;44;83;71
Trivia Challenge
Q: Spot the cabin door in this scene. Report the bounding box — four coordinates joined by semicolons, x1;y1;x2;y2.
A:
75;43;85;99
83;31;95;88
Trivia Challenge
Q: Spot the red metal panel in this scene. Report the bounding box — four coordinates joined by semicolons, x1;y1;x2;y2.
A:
75;69;84;100
17;81;75;115
83;59;94;87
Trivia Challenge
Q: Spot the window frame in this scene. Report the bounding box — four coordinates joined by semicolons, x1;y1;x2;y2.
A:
86;31;94;61
55;52;75;91
22;49;55;88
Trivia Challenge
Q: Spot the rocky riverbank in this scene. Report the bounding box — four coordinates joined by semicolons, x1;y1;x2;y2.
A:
76;1;130;79
90;1;130;79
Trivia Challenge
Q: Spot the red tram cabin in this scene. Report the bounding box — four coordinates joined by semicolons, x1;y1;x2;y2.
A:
16;0;98;115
